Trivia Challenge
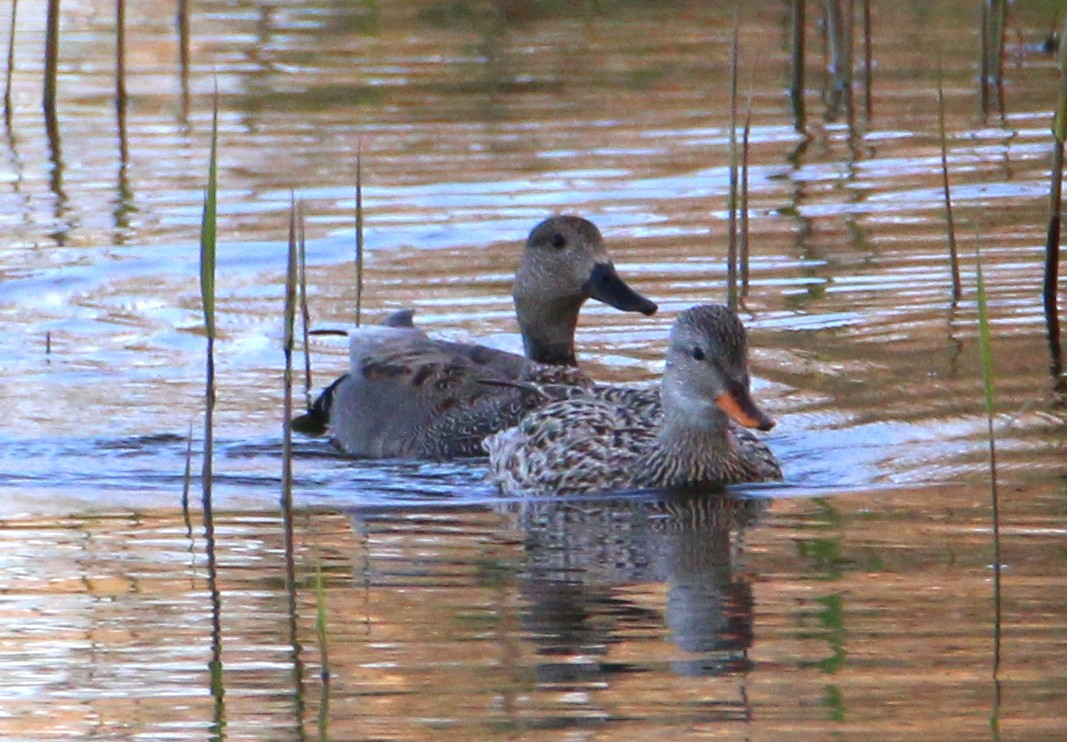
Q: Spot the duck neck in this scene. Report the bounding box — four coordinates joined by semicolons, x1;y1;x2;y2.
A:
654;409;734;461
637;375;735;487
515;290;582;367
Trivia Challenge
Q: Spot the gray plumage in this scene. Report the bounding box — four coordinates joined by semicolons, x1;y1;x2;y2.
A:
322;215;657;459
484;304;782;494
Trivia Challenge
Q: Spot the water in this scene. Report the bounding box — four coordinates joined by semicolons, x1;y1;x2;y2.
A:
1;0;1065;738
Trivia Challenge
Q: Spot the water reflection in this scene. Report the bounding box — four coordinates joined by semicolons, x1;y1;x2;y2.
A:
499;492;765;681
1;0;1066;736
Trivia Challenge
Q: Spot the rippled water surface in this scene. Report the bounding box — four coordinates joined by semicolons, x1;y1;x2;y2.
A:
1;0;1065;738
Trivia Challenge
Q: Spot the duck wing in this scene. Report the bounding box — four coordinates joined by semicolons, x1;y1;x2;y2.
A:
332;327;585;459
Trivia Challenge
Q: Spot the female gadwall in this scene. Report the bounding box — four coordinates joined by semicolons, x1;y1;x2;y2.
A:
483;304;781;494
297;215;658;459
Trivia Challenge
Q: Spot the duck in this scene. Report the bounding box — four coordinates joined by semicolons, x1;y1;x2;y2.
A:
294;215;658;459
483;304;782;495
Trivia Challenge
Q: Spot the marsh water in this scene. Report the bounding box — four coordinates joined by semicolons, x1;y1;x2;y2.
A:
1;1;1066;739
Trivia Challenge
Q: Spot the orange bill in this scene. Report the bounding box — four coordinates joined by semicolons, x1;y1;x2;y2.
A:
715;385;775;431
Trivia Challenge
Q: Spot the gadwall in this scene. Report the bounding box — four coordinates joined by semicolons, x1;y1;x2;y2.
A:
296;215;658;459
484;304;781;494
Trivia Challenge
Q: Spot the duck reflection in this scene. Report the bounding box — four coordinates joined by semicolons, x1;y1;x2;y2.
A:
495;491;768;679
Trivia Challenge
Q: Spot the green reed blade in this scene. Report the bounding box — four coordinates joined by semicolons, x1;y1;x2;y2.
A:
975;248;1003;723
283;198;299;514
281;203;303;735
318;675;331;742
975;248;999;535
298;202;313;411
198;88;227;733
315;554;330;684
976;257;996;426
201;120;218;341
200;89;219;510
284;200;298;356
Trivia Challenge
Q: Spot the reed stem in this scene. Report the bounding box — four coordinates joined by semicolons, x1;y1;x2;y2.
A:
199;92;218;515
355;143;365;327
726;25;739;312
843;0;855;126
43;0;59;112
789;0;806;132
282;198;306;738
176;0;190;121
1045;12;1067;382
199;86;226;736
181;420;193;530
975;247;1003;735
861;0;872;120
115;0;126;107
283;200;299;513
739;96;752;293
937;67;963;303
315;553;331;684
981;0;1008;118
297;203;313;412
3;0;16;119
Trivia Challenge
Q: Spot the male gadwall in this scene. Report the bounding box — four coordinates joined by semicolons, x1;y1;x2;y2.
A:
483;304;781;494
296;215;658;459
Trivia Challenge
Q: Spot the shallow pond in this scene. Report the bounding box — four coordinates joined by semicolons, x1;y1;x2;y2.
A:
0;0;1065;738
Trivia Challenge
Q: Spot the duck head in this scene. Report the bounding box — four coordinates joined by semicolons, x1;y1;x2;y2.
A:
513;215;657;366
661;304;775;433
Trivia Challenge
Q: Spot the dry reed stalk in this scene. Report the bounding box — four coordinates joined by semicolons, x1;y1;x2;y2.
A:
861;0;872;120
181;420;193;526
3;0;16;118
739;97;752;293
726;26;739;312
1045;12;1067;382
43;0;58;111
176;0;190;120
843;0;855;126
937;67;963;303
790;0;806;132
115;0;126;106
355;143;365;327
981;0;1008;118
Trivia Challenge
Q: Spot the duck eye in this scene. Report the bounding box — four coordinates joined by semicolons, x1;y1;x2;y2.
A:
690;346;705;361
550;233;567;249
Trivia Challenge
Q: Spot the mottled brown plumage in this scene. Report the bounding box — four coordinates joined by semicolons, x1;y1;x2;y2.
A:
484;304;782;494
